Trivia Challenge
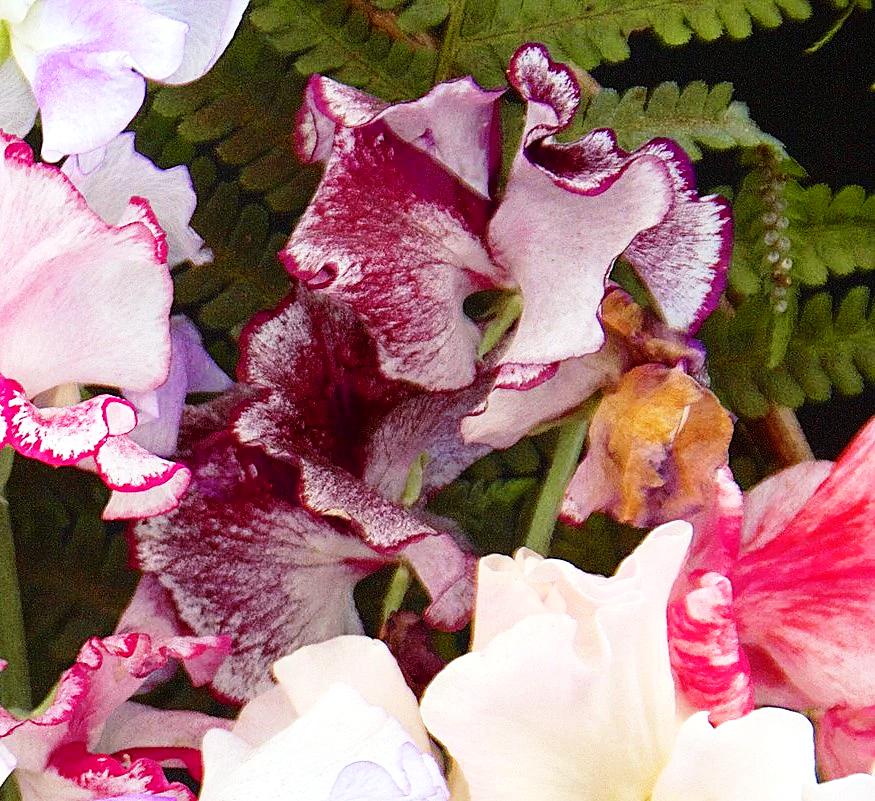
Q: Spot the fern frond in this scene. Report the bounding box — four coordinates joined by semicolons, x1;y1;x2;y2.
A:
730;163;875;297
568;81;785;160
134;23;323;369
440;0;812;86
702;288;875;418
249;0;438;100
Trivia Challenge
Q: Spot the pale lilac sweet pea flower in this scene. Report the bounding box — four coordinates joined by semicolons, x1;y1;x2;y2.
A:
198;637;448;801
0;132;191;519
283;44;730;403
0;0;249;161
420;524;875;801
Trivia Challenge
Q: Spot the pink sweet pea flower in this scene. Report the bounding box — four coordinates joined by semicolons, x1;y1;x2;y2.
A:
0;0;249;160
668;417;875;778
198;637;448;801
131;287;487;702
420;525;875;800
0;132;191;519
283;44;730;400
0;630;230;800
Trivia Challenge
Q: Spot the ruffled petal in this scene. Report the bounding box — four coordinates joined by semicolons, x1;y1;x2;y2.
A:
731;417;875;710
421;523;692;801
13;0;188;159
200;685;447;801
282;121;502;390
0;378;135;464
651;708;817;801
666;572;754;723
131;435;391;702
62;133;210;267
0;134;172;396
0;55;37;136
93;435;190;520
0;631;228;794
298;73;503;197
138;0;249;84
561;364;733;527
233;288;476;629
126;316;231;458
490;45;728;380
271;636;431;755
816;705;875;779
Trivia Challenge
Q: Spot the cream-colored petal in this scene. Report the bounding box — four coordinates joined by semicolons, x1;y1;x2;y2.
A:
273;636;430;753
652;708;816;801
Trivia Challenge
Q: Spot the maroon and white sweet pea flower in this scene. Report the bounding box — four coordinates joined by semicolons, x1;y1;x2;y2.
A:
668;417;875;778
132;287;484;702
283;44;730;397
0;133;190;519
0;630;229;800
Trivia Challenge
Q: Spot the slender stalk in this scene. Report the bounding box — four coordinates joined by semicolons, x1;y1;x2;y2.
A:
0;449;27;801
754;405;814;466
434;0;465;83
0;450;29;714
523;412;592;557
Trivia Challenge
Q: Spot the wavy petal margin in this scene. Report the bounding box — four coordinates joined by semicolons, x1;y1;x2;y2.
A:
491;44;730;381
0;631;228;800
283;120;502;391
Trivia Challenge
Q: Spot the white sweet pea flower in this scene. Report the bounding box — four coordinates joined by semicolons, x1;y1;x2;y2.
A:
420;522;875;801
0;0;248;161
199;637;449;801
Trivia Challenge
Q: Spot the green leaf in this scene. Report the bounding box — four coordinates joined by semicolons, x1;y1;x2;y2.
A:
568;80;785;160
398;0;450;32
703;287;875;418
731;168;875;299
4;460;137;701
250;0;437;100
134;23;326;368
436;0;813;87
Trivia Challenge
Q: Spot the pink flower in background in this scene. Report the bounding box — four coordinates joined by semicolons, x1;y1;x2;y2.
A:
0;132;192;519
284;43;730;410
0;0;249;160
0;630;229;801
420;525;875;800
198;637;448;801
668;416;875;778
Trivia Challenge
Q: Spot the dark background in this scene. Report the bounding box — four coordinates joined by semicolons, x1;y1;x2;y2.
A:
596;5;873;458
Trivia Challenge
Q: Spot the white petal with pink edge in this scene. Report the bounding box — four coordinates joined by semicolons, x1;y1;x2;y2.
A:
0;134;172;396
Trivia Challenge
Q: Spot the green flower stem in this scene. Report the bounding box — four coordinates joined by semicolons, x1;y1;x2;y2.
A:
523;409;594;557
380;454;428;625
0;450;28;714
0;449;27;801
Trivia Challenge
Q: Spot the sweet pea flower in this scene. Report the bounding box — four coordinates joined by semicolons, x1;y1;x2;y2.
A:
0;132;192;519
667;417;875;778
132;287;487;702
284;44;730;402
199;636;448;801
0;629;229;800
0;0;249;161
419;524;875;800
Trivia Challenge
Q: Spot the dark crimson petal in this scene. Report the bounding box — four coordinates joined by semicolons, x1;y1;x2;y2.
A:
281;123;505;391
131;435;386;702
